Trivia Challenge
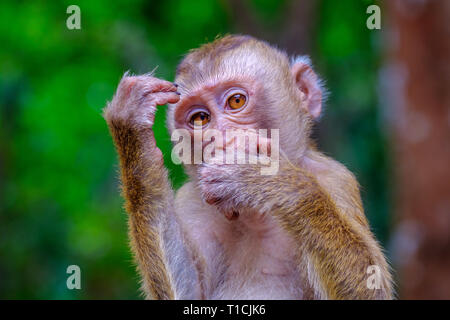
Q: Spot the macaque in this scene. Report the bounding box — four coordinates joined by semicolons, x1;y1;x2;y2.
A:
103;35;393;299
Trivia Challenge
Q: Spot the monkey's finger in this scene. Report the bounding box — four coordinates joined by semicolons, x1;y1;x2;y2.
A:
140;76;178;93
148;91;181;106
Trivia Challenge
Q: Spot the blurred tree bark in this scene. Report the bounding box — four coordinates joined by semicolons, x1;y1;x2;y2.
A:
385;0;450;299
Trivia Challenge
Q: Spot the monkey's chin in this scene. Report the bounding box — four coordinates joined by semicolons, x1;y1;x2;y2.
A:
224;210;239;221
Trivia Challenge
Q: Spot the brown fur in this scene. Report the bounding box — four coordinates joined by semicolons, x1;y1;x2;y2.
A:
260;161;390;299
108;121;175;299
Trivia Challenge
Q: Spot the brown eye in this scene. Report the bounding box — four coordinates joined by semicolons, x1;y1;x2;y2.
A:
227;94;246;110
190;111;210;126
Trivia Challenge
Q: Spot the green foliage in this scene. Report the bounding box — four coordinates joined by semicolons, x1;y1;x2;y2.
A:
315;0;390;244
0;0;389;299
0;0;225;299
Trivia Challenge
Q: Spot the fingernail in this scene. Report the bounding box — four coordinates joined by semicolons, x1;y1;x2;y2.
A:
174;83;179;87
176;91;181;95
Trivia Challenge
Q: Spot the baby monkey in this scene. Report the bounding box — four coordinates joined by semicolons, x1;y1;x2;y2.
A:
104;35;393;299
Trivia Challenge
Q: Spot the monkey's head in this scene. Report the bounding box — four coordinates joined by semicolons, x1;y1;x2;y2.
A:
167;35;324;172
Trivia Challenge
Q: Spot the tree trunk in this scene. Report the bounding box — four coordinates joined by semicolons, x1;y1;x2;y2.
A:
385;0;450;299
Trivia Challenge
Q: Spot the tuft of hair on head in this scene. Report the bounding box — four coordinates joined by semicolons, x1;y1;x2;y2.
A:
175;34;256;77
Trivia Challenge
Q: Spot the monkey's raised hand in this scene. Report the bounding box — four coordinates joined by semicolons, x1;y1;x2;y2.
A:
104;73;180;163
104;74;189;300
104;73;180;130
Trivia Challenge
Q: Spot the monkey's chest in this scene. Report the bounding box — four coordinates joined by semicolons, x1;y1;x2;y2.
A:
214;274;302;299
209;218;304;299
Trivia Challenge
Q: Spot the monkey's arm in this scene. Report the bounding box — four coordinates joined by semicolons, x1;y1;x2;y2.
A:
274;168;392;300
198;161;393;300
104;74;201;299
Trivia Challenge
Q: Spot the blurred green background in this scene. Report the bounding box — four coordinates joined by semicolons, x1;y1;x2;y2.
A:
0;0;390;299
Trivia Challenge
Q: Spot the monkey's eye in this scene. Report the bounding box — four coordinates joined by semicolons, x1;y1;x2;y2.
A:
227;94;247;110
189;111;210;126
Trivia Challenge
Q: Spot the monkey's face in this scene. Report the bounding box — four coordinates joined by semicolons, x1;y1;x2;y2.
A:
167;35;323;169
170;77;259;162
170;68;289;166
169;45;291;164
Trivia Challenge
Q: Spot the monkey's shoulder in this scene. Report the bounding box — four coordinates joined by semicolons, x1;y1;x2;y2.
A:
304;151;369;228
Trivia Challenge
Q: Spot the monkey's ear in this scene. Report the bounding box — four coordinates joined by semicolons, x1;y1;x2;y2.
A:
291;56;322;119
